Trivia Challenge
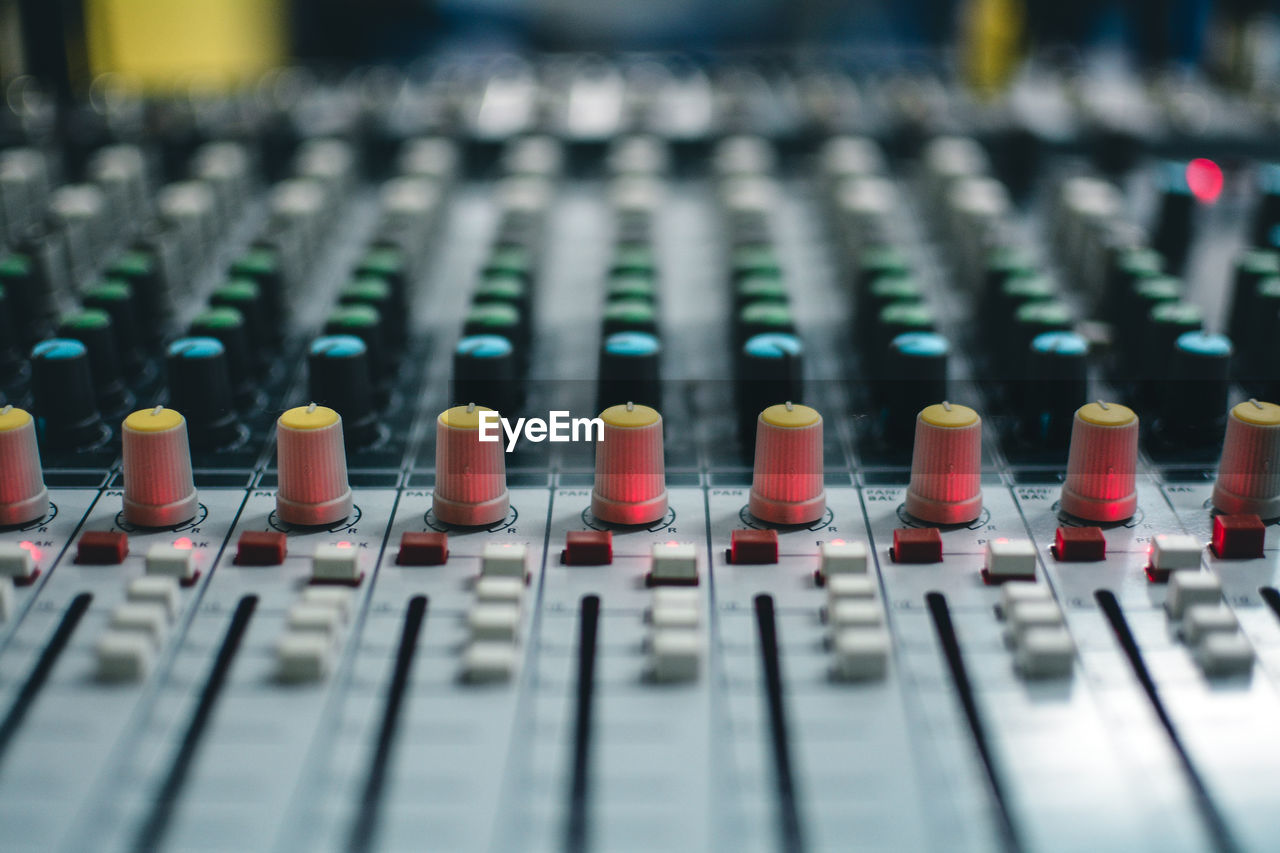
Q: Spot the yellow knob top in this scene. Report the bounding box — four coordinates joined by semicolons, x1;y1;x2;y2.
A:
1232;399;1280;427
279;403;340;431
760;403;821;428
123;406;185;433
438;404;495;430
600;403;661;428
919;402;979;428
1077;401;1136;427
0;405;33;432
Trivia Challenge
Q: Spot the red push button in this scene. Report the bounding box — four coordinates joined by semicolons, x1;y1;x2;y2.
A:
235;531;287;566
562;530;612;565
1052;526;1106;562
397;532;449;566
730;529;779;564
892;528;943;563
76;531;129;564
1211;514;1265;560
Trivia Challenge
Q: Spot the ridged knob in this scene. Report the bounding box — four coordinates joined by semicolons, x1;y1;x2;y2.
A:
905;403;983;524
749;403;825;524
433;404;509;526
1060;402;1139;522
121;407;199;527
0;406;48;525
592;403;667;525
1213;399;1280;518
275;404;353;526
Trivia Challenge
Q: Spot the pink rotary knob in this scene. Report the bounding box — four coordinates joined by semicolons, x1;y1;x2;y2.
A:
275;404;353;526
122;407;199;527
0;406;49;525
749;403;825;524
592;403;667;525
1060;401;1139;522
1213;399;1280;518
905;402;983;525
433;404;509;526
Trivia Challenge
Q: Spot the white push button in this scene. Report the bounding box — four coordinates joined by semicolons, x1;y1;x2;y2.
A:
475;576;525;606
651;542;698;583
1165;571;1222;618
468;603;521;642
109;603;170;647
828;600;883;631
984;538;1037;580
126;576;180;621
1014;627;1075;678
649;630;700;682
826;574;877;606
461;642;518;683
481;542;528;578
1151;534;1204;573
0;542;36;582
300;585;354;621
96;631;155;681
287;603;344;639
1195;631;1253;676
1004;600;1064;645
998;582;1053;619
312;543;361;582
145;544;196;582
820;540;868;576
1182;604;1239;644
830;628;890;681
0;577;13;622
276;632;334;682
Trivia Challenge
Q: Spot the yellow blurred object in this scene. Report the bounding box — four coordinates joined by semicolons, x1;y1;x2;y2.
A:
86;0;285;91
960;0;1024;99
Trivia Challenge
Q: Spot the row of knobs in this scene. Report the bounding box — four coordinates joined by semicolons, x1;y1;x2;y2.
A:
3;395;1279;531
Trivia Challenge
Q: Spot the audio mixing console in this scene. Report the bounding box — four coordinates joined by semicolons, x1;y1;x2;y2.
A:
3;60;1280;853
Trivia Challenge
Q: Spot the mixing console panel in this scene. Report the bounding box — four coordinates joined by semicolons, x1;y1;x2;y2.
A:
3;61;1280;853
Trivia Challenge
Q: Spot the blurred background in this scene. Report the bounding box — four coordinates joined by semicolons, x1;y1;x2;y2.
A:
2;0;1280;94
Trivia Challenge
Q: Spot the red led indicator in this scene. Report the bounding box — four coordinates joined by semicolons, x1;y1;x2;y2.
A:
1186;158;1223;204
173;537;194;550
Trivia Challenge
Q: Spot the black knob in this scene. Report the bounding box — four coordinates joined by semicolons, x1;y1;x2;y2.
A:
104;248;173;343
598;331;660;412
325;304;390;380
880;332;949;446
453;334;519;416
1020;331;1089;447
82;280;144;375
736;333;804;444
1226;250;1280;373
0;283;20;382
735;302;796;350
340;276;405;351
57;309;132;413
603;299;658;337
1157;332;1232;448
1151;161;1196;274
463;302;527;370
308;335;379;447
861;274;922;339
1251;164;1280;246
870;302;935;374
30;338;104;449
165;337;240;449
210;278;270;366
1103;245;1163;323
1137;300;1203;407
229;246;287;342
189;307;256;406
1;243;58;345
